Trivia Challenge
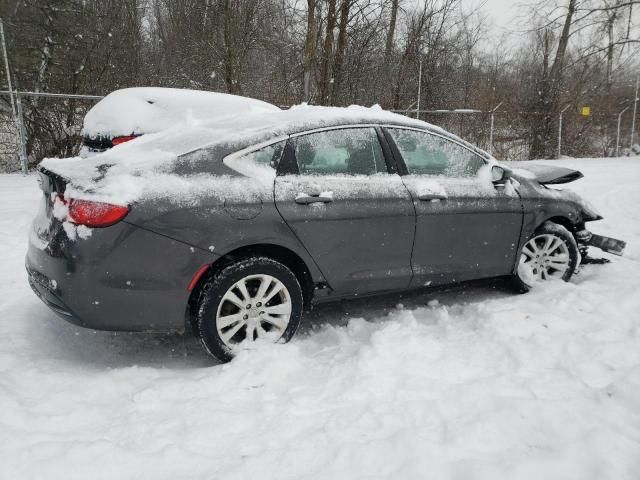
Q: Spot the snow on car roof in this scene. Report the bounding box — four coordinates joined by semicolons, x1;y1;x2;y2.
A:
42;103;487;207
82;87;281;138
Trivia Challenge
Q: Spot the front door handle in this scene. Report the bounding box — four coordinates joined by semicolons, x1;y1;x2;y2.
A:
295;192;333;204
418;193;447;202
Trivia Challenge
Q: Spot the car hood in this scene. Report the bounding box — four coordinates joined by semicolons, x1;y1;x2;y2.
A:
506;161;584;185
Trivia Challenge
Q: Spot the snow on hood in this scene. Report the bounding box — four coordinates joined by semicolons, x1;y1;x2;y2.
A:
82;87;281;138
43;104;462;206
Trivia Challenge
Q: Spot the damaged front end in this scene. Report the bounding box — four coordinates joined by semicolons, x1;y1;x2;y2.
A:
508;161;627;260
561;191;626;260
576;229;627;258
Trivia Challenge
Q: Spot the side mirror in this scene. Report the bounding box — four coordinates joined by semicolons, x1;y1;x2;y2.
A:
491;165;510;184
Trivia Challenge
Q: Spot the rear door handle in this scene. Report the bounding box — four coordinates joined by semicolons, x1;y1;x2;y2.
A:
295;192;333;204
418;193;447;202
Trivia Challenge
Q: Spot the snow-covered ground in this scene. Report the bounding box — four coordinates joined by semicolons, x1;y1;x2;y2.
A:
1;157;639;479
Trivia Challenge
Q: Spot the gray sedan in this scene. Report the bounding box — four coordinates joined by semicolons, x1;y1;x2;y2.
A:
26;108;623;362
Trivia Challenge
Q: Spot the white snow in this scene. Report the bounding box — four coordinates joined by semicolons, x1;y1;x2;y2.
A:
1;157;640;479
281;173;411;201
404;175;449;199
82;87;280;138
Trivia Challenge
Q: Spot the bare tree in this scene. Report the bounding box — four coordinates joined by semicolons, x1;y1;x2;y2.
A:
528;0;640;158
303;0;318;101
1;0;638;170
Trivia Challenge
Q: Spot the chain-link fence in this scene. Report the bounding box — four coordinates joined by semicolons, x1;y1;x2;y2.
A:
0;91;101;173
1;91;638;172
390;109;530;160
399;108;638;161
0;107;18;172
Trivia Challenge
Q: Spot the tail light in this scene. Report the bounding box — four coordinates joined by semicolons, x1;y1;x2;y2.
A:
111;135;138;146
68;199;130;227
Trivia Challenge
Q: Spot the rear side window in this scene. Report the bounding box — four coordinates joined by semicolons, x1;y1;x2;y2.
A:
245;142;285;170
388;128;485;178
223;141;285;179
292;128;387;175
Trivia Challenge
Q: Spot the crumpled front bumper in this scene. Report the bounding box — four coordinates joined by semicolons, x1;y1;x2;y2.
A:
575;229;626;256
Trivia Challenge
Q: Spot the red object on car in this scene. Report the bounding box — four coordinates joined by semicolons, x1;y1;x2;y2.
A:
111;135;138;146
68;199;130;227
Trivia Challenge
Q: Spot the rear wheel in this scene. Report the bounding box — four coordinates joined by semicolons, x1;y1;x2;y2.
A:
196;256;303;362
511;221;579;292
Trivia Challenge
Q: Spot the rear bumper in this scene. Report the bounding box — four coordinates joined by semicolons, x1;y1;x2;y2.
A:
27;265;85;326
26;220;219;332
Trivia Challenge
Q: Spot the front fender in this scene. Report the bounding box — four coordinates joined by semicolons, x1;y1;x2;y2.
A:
513;178;602;272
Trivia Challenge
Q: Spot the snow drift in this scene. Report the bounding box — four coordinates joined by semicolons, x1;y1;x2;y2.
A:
1;157;640;479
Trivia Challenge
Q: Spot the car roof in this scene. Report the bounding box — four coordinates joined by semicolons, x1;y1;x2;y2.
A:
183;104;489;159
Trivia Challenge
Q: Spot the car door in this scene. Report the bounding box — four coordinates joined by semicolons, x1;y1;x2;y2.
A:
384;127;523;287
274;126;415;295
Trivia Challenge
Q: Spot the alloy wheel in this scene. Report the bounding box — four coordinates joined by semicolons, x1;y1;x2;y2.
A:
215;274;292;349
519;233;571;281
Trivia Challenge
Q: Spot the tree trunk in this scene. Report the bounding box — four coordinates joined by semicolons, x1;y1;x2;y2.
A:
32;5;55;109
302;0;317;102
380;0;399;105
392;45;412;110
383;0;399;66
318;0;337;105
530;0;577;159
329;0;351;105
223;0;242;94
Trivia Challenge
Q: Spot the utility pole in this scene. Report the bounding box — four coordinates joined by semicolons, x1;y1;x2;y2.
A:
488;101;503;156
630;75;639;150
416;56;422;120
558;105;571;159
15;94;28;173
0;17;27;174
0;18;15;117
616;106;630;157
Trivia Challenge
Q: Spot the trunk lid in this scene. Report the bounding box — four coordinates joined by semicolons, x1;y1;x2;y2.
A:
32;168;68;247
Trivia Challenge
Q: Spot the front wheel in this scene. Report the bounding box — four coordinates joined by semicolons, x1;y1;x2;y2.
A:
195;256;304;362
511;221;579;292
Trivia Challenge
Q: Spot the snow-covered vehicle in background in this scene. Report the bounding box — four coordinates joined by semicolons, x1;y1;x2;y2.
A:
27;99;626;363
81;87;281;151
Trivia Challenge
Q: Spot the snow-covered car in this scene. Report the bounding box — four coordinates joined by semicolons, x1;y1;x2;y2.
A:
26;104;625;362
81;87;281;151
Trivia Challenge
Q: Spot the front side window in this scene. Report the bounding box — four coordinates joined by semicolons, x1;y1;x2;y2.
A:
388;128;485;178
292;128;387;175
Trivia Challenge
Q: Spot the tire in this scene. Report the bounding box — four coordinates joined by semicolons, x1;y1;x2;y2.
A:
196;256;304;362
511;221;579;293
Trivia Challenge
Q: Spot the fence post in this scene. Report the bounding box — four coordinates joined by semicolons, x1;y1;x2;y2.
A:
488;102;503;156
1;17;26;173
15;93;28;174
558;105;570;159
0;18;15;117
616;106;630;157
631;75;639;150
416;56;422;120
